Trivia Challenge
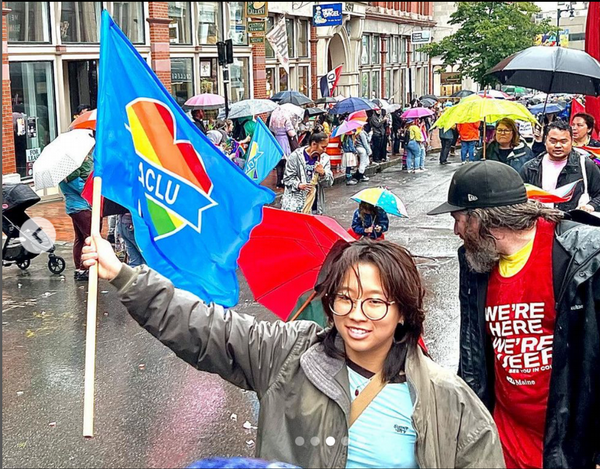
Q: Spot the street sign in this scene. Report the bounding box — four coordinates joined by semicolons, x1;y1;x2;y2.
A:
248;21;266;34
313;3;343;27
250;37;265;44
411;31;432;44
247;2;268;18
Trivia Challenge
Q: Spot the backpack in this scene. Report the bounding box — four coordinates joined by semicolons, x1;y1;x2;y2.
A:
401;129;410;146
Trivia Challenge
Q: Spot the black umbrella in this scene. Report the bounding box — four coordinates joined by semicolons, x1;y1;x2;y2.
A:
487;46;600;96
314;97;338;105
420;94;438;101
450;90;475;98
420;97;437;108
270;91;313;106
305;107;327;117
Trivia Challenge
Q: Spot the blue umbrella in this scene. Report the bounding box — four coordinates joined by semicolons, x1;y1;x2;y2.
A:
528;102;565;115
351;187;409;218
330;97;377;115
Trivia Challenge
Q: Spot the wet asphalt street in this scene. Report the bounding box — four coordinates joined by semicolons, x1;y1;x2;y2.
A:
2;152;463;468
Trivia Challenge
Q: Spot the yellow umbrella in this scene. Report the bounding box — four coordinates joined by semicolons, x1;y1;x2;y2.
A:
433;95;537;131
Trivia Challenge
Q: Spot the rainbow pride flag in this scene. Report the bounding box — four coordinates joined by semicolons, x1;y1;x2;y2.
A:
580;146;600;166
525;180;581;204
94;11;274;307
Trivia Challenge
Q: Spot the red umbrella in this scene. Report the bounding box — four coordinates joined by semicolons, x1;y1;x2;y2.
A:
586;1;600;138
70;109;97;131
238;207;355;320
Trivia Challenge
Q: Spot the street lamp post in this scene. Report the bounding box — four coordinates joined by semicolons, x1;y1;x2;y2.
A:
556;2;575;47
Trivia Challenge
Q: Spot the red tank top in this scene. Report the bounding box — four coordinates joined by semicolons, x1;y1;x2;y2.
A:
485;219;556;469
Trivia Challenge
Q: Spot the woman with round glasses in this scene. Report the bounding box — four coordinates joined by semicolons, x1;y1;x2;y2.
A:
82;237;504;469
476;117;534;172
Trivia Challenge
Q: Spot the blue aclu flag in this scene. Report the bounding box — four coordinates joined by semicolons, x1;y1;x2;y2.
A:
244;118;285;184
94;11;274;307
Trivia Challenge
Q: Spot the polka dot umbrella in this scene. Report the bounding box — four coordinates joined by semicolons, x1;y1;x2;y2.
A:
351;187;408;218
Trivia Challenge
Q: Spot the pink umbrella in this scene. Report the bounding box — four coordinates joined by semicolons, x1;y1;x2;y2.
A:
184;93;225;110
348;110;368;122
332;119;364;138
401;107;434;119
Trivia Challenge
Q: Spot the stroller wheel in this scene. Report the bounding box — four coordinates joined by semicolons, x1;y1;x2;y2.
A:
17;259;31;270
48;256;66;275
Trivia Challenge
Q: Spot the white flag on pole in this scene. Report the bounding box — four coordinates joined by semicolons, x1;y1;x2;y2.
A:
266;15;290;75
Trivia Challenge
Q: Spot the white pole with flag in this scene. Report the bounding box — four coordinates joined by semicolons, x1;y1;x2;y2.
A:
83;176;102;438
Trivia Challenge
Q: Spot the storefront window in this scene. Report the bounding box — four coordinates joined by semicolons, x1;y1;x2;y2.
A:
198;2;221;45
266;68;276;96
199;58;218;94
228;2;247;46
171;58;194;107
361;72;369;98
67;60;98;119
265;16;275;58
112;2;145;44
286;18;295;59
298;66;309;97
168;2;192;45
298;20;309;57
371;70;380;98
230;58;250;102
59;2;101;43
7;2;51;43
10;62;58;179
279;68;289;92
371;35;380;64
361;36;370;65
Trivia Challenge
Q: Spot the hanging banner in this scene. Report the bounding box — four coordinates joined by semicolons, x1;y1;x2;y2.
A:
266;15;290;74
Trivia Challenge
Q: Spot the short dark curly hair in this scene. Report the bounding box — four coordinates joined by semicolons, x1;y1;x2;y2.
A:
316;239;426;382
547;120;573;138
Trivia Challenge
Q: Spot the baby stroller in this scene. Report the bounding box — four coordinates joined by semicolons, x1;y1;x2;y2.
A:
2;183;66;274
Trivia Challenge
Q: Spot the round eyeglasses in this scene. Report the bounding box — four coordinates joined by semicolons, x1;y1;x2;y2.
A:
495;128;513;134
329;293;395;321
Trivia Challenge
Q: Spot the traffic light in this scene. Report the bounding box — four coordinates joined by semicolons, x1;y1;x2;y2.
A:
217;39;234;66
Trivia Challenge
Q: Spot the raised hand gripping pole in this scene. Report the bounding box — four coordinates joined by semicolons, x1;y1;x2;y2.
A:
83;176;102;438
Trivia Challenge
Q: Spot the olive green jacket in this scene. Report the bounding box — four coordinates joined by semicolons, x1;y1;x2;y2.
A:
112;265;505;469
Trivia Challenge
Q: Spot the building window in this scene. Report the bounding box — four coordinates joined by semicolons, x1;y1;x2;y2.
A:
230;57;250;102
279;68;289;92
265;16;275;58
171;58;194;107
298;66;309;97
401;36;407;63
199;58;218;93
392;36;399;63
7;2;51;43
385;70;391;100
10;61;58;179
59;2;101;43
298;19;309;57
266;67;276;96
228;2;247;46
168;2;192;45
112;2;145;44
361;36;370;65
286;18;295;59
361;72;369;97
198;2;221;45
371;35;380;64
385;38;391;64
371;70;380;98
67;60;98;119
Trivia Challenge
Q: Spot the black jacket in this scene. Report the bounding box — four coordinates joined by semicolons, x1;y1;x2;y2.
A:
369;114;384;137
457;220;600;468
476;140;535;173
193;118;207;135
519;150;600;211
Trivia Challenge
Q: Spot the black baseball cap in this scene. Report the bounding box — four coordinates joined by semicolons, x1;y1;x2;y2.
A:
428;160;528;215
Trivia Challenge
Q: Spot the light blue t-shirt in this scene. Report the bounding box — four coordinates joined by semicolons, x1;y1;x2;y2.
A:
346;367;419;469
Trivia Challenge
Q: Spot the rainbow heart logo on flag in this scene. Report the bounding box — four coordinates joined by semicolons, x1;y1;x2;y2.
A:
126;98;217;240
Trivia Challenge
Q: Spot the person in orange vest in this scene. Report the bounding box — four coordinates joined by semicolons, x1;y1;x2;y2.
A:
457;122;480;164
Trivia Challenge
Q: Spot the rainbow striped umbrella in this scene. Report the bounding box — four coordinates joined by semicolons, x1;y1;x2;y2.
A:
351;187;408;218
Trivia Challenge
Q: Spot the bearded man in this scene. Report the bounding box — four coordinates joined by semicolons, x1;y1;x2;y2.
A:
428;160;600;469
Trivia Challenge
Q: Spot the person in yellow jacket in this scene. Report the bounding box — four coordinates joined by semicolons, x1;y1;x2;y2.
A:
406;119;425;173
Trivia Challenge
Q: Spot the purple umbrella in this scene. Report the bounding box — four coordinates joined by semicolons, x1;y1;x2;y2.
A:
332;119;364;138
401;107;434;119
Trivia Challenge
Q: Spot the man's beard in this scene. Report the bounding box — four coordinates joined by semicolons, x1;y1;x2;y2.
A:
463;231;500;273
